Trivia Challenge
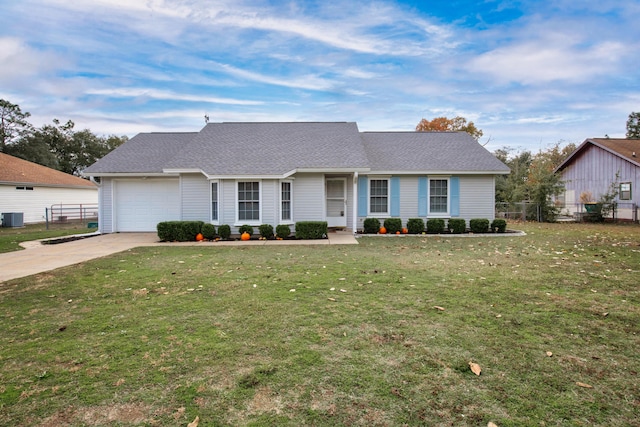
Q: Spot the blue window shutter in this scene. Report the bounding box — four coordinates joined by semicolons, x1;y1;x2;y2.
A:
450;176;460;217
358;176;368;217
418;177;428;216
390;177;400;217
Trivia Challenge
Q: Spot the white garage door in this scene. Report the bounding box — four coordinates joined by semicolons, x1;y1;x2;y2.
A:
115;179;180;232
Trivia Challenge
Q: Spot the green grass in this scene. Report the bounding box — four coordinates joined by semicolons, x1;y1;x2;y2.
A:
0;222;98;253
1;222;639;425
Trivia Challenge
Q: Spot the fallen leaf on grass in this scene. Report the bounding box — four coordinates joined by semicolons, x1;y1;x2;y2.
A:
576;382;593;388
469;362;482;376
488;422;498;427
546;351;553;357
187;416;200;427
339;289;347;293
433;306;445;311
328;298;336;302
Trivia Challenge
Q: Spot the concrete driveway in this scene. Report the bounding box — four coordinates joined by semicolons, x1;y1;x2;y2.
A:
0;231;358;283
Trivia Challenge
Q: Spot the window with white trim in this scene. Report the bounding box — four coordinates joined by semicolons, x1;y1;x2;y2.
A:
429;178;448;214
281;181;292;222
238;181;260;222
620;182;631;200
211;181;219;222
369;179;389;214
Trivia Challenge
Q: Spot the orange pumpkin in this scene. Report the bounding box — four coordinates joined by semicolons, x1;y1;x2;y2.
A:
241;231;251;241
196;233;204;241
379;227;387;234
396;231;400;235
402;227;408;234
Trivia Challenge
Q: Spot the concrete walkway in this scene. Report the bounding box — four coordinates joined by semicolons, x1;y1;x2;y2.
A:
0;230;358;283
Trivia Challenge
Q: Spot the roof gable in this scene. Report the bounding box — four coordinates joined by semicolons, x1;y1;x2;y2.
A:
555;138;640;172
0;153;96;188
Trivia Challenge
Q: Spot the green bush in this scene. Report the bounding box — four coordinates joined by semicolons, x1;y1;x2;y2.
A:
238;224;254;236
201;223;216;240
295;221;328;239
156;221;204;242
469;218;490;233
259;224;274;239
363;218;380;234
275;224;291;238
406;218;425;234
491;218;507;233
217;224;231;240
426;218;445;233
448;218;466;234
383;218;402;234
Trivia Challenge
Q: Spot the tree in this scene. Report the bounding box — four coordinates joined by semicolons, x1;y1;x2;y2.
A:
0;99;33;152
416;116;483;141
626;112;640;138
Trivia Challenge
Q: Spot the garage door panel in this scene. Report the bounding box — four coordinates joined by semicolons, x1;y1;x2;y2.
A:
115;180;180;232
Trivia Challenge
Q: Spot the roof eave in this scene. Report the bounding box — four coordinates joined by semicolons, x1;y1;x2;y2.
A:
364;170;510;175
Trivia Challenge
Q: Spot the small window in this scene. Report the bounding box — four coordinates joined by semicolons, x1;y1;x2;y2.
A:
429;179;448;214
620;182;632;200
281;181;292;222
238;181;260;222
211;182;219;222
369;179;389;214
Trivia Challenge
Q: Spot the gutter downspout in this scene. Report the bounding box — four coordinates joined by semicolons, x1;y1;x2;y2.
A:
353;172;358;235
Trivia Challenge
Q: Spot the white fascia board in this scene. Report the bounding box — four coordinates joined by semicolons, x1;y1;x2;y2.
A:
295;167;370;174
82;172;176;177
206;174;287;180
362;170;510;175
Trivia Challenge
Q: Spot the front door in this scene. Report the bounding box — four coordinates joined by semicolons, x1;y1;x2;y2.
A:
326;178;347;227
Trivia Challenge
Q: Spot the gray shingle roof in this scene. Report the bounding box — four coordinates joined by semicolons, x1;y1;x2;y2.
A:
164;122;368;175
84;123;509;176
84;132;198;173
361;131;510;173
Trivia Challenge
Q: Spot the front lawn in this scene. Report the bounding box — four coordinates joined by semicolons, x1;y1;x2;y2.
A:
1;222;638;425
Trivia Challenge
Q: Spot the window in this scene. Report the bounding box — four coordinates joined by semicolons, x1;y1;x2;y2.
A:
281;181;292;222
211;181;219;222
369;179;389;214
429;179;448;214
238;181;260;222
620;182;632;200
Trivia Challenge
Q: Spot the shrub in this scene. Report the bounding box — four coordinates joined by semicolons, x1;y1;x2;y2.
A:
295;221;328;239
426;218;445;233
383;218;402;234
217;224;231;240
363;218;380;234
448;218;466;234
406;218;425;234
259;224;274;239
469;218;490;233
201;223;216;240
157;221;204;242
238;224;254;236
491;218;507;233
275;224;291;238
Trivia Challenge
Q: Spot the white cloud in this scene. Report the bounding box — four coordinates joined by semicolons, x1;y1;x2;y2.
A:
86;88;265;105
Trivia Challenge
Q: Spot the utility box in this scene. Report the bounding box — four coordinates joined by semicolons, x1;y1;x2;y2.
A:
2;212;24;228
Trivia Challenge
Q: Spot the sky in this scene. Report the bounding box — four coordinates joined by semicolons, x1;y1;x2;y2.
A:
1;0;639;153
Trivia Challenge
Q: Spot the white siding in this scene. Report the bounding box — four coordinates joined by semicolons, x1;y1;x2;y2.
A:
0;184;97;225
459;175;496;221
221;179;236;228
181;174;210;221
101;178;113;233
261;180;277;226
293;173;325;222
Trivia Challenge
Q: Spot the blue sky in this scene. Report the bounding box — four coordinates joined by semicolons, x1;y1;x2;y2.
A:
1;0;638;152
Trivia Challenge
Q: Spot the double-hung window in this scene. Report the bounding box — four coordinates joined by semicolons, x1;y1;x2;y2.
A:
429;178;448;215
210;181;219;222
281;181;292;222
369;179;389;215
238;181;260;222
620;182;632;200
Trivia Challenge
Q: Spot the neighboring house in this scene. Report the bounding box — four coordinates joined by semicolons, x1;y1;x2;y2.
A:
83;122;509;233
0;152;98;224
555;138;640;221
